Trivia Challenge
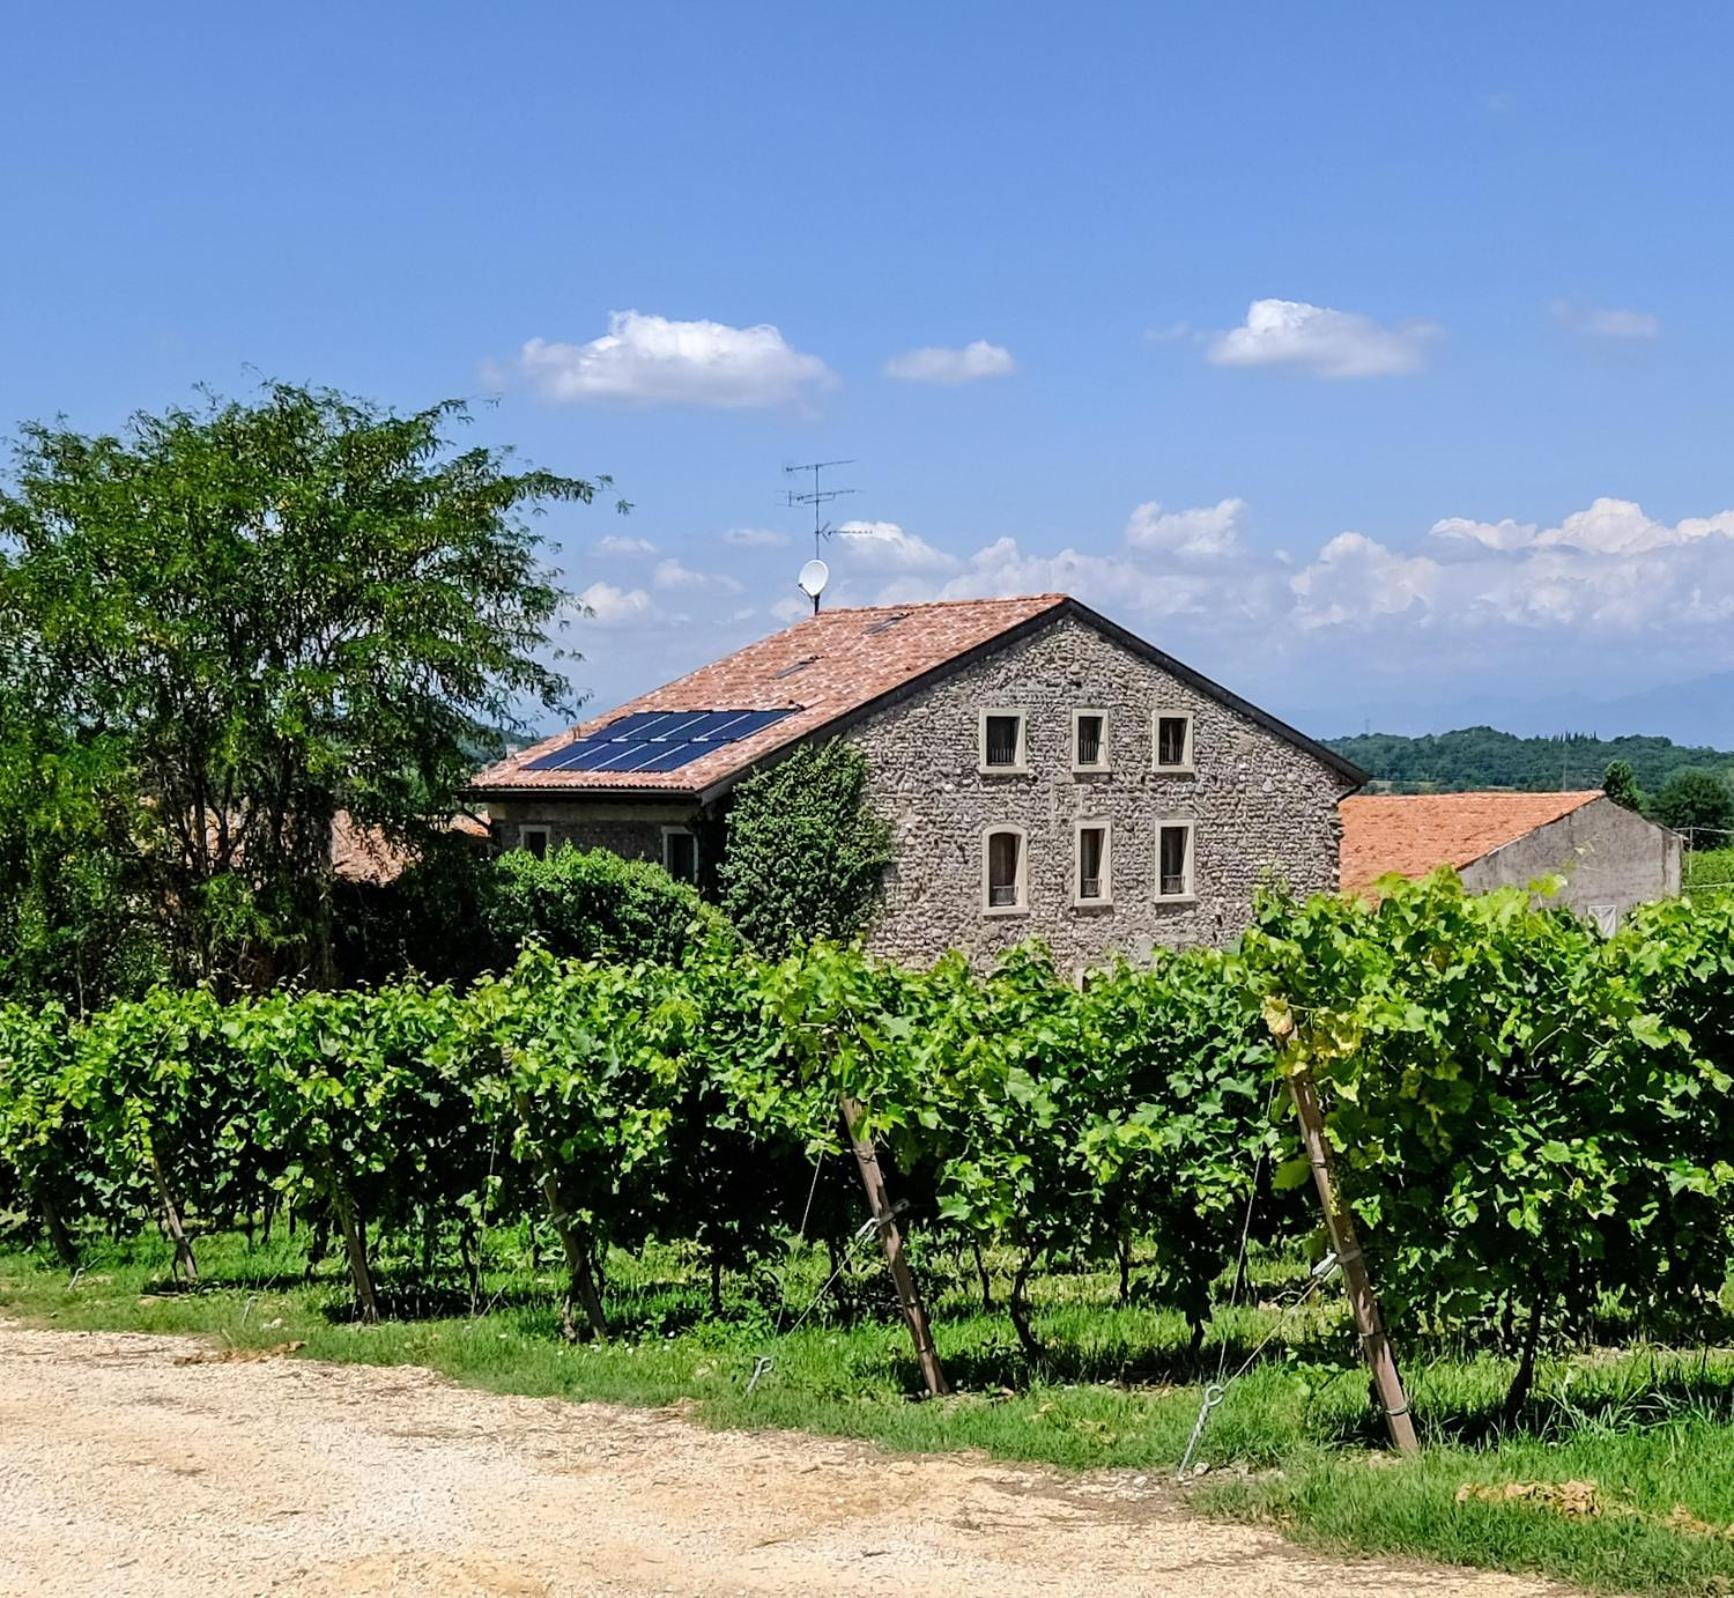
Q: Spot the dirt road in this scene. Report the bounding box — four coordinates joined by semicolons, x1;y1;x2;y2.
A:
0;1324;1559;1597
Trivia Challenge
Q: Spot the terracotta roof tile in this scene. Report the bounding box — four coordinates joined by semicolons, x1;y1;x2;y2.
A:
470;594;1069;796
1339;790;1605;895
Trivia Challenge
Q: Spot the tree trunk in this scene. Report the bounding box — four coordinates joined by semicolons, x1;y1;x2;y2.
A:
709;1250;724;1318
460;1216;481;1313
147;1146;199;1285
1008;1252;1046;1368
1504;1292;1549;1427
331;1188;380;1323
1117;1234;1133;1305
972;1242;995;1312
538;1170;608;1342
35;1188;78;1270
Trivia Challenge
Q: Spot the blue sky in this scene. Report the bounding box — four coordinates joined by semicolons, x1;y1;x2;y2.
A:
6;3;1734;739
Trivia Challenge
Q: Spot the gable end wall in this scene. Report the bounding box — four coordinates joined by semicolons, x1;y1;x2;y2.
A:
846;613;1353;966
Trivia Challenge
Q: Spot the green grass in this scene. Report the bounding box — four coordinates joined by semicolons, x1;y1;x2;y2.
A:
1685;847;1734;898
5;1228;1734;1596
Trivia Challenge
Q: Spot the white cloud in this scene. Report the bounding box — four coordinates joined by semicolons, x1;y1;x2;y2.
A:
594;533;657;558
574;582;659;628
653;558;744;595
770;595;811;623
1549;300;1661;340
1295;498;1734;638
510;311;836;409
722;526;790;549
1207;298;1439;378
1124;498;1246;559
883;340;1016;385
833;520;960;573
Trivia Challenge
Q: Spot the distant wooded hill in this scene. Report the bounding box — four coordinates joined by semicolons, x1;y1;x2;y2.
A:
1327;727;1734;794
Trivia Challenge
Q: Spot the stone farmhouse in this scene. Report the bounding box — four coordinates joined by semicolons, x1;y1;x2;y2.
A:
467;594;1366;966
1339;789;1681;933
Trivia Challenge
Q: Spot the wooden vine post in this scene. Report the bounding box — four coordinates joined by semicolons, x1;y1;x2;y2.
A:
1288;1069;1419;1456
840;1095;950;1398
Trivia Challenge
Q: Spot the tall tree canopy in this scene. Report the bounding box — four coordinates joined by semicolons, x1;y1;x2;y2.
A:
0;383;602;994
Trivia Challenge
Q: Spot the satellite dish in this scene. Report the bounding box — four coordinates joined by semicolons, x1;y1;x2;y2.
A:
797;558;830;601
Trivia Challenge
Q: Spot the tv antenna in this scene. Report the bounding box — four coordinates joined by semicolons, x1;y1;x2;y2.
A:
784;459;858;560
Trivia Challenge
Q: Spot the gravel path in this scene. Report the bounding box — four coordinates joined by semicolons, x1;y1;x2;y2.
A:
0;1324;1562;1597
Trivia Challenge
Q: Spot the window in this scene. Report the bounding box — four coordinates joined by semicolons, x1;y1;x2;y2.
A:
662;826;699;885
517;824;550;859
1154;711;1195;772
981;825;1027;914
979;709;1028;773
1156;820;1195;901
1075;820;1111;906
1072;709;1110;772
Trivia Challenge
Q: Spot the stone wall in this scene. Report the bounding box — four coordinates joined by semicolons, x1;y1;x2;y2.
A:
846;613;1353;967
1459;796;1681;927
481;798;699;869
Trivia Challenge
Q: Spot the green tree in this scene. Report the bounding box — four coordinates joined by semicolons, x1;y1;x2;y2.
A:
718;740;892;956
1601;758;1645;813
1651;768;1734;846
0;383;605;991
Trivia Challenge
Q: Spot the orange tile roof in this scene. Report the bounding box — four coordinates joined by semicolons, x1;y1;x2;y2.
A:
1339;790;1605;895
471;595;1070;796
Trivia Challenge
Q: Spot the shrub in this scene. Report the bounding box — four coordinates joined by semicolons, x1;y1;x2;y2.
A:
719;740;891;956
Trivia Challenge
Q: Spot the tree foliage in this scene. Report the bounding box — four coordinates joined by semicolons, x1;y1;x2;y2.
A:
719;740;892;956
1602;758;1645;813
0;383;602;994
1332;726;1734;796
1651;768;1734;845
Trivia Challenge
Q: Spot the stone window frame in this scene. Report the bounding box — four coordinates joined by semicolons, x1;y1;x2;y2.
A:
1152;709;1196;774
1071;707;1112;774
1073;816;1113;908
661;824;700;884
980;822;1030;916
517;823;551;859
1154;817;1197;903
978;706;1030;775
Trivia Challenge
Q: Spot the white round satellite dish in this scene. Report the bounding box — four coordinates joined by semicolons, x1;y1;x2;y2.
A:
797;558;830;600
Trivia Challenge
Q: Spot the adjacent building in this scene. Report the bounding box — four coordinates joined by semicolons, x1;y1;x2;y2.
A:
468;594;1363;965
1338;789;1681;931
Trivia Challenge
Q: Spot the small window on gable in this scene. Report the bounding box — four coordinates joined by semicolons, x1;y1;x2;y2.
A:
979;709;1028;773
1073;709;1110;772
662;826;699;885
518;824;550;859
1075;820;1111;906
1156;820;1195;901
1154;711;1195;772
982;825;1027;914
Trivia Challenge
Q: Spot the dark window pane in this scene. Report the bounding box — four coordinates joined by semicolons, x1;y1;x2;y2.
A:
1157;715;1190;767
1076;714;1104;766
988;830;1021;906
1078;826;1106;899
522;829;549;859
985;715;1022;767
665;831;699;884
1159;825;1189;896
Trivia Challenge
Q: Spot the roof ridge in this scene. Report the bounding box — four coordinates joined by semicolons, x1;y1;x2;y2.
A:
801;592;1068;617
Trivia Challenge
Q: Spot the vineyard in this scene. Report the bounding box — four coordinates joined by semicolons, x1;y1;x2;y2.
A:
5;872;1734;1419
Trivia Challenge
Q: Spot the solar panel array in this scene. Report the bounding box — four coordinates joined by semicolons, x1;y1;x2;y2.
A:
523;708;795;776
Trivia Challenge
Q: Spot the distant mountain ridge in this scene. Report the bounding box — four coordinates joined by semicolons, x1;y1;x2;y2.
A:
1327;726;1734;795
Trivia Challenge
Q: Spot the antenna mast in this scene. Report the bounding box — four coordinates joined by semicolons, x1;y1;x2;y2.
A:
784;459;858;561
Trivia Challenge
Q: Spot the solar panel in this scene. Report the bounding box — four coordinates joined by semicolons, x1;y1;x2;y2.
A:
522;708;795;776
